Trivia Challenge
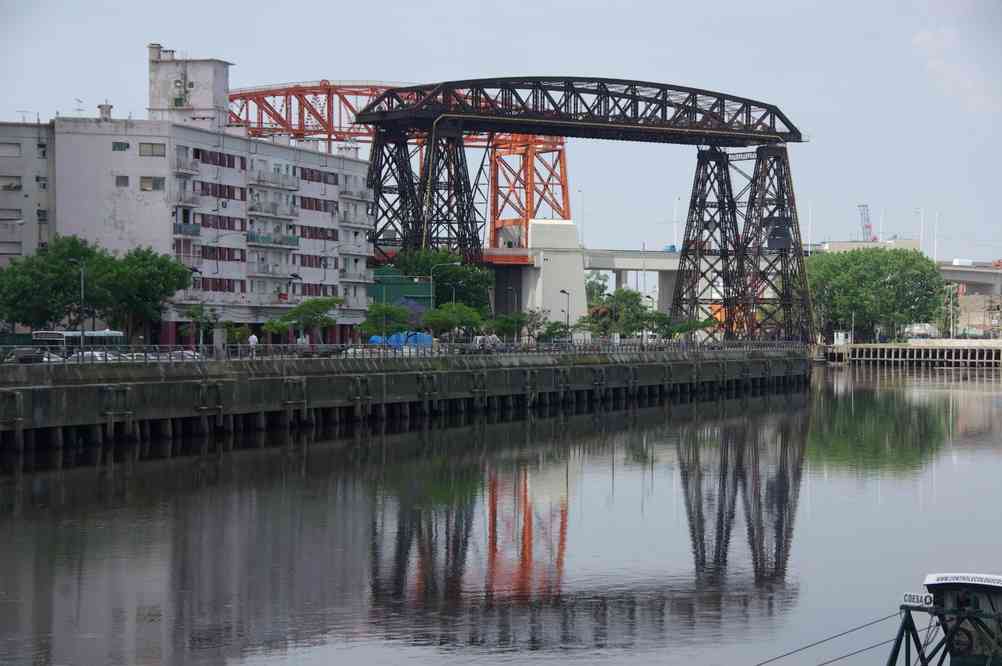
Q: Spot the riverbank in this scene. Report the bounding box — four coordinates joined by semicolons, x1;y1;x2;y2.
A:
0;347;810;454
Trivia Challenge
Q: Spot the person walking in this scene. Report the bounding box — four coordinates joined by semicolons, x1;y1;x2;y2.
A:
247;332;258;359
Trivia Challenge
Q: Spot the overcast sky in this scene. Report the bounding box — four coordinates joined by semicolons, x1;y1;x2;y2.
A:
3;0;1000;260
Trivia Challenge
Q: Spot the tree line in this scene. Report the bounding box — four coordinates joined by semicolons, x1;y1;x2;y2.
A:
0;236;191;340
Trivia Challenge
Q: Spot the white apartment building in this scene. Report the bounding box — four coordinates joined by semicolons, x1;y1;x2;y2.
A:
0;43;374;344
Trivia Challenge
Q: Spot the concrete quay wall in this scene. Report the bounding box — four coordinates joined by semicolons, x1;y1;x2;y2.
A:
0;350;810;451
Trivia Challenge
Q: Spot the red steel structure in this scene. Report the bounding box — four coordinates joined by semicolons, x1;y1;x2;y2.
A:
228;81;571;260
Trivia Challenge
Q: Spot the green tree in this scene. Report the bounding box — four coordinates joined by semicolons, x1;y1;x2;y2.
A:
574;288;649;338
491;312;528;340
523;307;549;340
539;320;571;341
263;297;342;341
807;248;944;342
224;322;251;344
102;247;192;341
182;304;219;345
360;302;412;339
585;271;609;306
391;248;494;313
0;235;115;331
422;302;484;337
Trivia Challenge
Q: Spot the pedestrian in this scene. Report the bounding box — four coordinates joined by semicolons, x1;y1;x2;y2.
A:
247;332;258;358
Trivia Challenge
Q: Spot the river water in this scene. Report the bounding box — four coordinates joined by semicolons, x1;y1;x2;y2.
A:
1;369;999;665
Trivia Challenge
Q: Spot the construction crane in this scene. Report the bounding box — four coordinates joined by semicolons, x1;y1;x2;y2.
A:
857;204;877;242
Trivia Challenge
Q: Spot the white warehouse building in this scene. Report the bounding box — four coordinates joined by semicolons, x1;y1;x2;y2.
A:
0;42;374;344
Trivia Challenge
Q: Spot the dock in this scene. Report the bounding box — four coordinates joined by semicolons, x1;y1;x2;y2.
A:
826;340;1002;367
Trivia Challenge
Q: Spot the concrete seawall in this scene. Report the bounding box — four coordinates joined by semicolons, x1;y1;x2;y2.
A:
0;349;810;452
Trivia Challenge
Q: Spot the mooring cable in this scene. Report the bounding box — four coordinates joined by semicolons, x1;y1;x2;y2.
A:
750;611;901;666
814;623;933;666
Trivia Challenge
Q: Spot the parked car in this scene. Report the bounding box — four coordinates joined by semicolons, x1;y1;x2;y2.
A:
65;350;128;363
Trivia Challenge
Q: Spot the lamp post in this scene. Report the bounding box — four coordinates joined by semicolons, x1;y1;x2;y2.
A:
289;272;303;342
430;261;461;310
451;280;465;304
68;258;85;349
559;289;571;329
643;294;654;348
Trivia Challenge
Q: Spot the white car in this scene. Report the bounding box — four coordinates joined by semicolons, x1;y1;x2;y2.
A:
65;350;128;363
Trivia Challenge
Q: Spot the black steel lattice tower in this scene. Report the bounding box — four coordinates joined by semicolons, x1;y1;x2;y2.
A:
367;129;422;259
417;126;484;263
740;145;814;341
670;148;745;340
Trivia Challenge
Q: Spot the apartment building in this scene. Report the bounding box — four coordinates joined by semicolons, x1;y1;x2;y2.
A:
0;122;53;265
0;43;374;343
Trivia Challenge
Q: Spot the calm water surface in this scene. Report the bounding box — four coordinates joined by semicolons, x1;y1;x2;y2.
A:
1;369;1000;665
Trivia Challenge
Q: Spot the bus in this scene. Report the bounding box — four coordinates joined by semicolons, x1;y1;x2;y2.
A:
32;329;126;350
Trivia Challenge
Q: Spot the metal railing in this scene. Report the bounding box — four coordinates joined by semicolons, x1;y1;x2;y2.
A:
174;192;201;207
338;268;372;282
248;201;298;218
251;170;299;190
247;263;290;277
246;230;299;247
173;222;201;237
0;340;808;367
174;158;200;174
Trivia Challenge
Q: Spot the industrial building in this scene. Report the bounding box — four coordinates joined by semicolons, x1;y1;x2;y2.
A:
0;43;374;343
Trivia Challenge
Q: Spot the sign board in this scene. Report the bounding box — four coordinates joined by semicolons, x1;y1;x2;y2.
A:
903;592;934;606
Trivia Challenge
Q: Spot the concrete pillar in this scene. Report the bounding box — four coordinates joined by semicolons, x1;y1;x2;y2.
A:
657;270;678;313
614;270;628;291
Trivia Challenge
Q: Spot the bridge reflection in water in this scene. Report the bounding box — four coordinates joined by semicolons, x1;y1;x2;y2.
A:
0;394;812;663
367;395;809;651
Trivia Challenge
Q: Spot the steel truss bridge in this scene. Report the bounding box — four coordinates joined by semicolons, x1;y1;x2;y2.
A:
355;77;813;341
228;82;573;266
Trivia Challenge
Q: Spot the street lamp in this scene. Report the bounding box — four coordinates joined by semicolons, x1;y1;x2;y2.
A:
68;258;85;349
559;289;571;329
430;261;460;310
451;280;465;304
643;294;654;347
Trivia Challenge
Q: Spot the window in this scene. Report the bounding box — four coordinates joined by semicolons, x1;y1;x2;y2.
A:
140;176;165;191
0;208;22;220
139;142;166;157
115;175;129;187
36;209;48;222
0;143;20;158
35;176;47;191
0;176;22;190
112;141;130;152
37;143;47;159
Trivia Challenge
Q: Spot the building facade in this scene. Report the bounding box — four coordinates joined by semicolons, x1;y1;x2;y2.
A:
0;43;374;343
0;122;53;265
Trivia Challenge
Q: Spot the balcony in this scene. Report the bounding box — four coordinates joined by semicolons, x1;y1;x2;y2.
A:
246;230;299;248
340;189;372;201
173;222;201;237
248;200;298;219
341;295;371;310
174;158;200;175
251;171;299;191
174;253;203;269
339;211;373;228
247;263;291;279
339;268;373;283
270;293;303;305
174;192;201;207
340;241;373;257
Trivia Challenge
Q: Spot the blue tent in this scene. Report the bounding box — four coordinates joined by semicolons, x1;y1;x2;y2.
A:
367;331;433;348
